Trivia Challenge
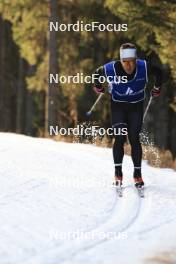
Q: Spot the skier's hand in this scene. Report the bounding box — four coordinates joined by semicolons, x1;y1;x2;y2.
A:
93;86;105;94
151;86;161;98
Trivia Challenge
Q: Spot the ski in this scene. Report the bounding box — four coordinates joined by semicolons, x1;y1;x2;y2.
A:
136;186;144;198
116;186;123;197
112;183;123;197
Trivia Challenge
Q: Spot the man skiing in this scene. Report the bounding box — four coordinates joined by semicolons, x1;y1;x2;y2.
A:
93;43;162;189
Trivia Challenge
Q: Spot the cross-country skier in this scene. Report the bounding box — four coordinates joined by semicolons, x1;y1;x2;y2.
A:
93;43;162;188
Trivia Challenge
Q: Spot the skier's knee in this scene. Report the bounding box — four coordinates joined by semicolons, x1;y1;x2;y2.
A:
114;135;127;147
128;134;140;147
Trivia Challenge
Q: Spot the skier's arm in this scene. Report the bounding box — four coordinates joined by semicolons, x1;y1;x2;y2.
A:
93;66;106;93
147;63;163;97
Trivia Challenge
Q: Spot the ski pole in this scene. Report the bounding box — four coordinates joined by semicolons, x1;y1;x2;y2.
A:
86;93;104;117
143;95;153;122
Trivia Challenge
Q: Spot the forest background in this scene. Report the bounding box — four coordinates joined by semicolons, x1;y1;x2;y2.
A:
0;0;176;168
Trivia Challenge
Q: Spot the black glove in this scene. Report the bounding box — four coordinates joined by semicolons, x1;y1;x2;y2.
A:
151;86;161;98
93;86;105;94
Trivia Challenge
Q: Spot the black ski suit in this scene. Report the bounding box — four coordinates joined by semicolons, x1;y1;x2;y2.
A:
94;60;162;178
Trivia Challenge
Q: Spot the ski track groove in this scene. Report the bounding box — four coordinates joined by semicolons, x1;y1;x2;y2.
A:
26;186;144;264
0;134;176;264
59;190;143;263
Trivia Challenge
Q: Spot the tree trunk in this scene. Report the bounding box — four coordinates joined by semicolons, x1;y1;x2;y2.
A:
0;16;6;130
16;58;25;133
46;0;59;135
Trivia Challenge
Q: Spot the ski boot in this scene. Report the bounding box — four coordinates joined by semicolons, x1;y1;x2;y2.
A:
113;176;123;197
134;177;144;188
114;175;123;187
134;177;145;197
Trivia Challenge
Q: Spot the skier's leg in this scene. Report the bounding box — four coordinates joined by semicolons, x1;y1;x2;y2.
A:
113;128;127;178
127;102;144;186
111;100;127;183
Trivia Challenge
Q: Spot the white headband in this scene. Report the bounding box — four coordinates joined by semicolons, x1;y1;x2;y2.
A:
120;48;137;60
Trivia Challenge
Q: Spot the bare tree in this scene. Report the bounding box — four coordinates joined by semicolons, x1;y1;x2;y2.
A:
46;0;59;134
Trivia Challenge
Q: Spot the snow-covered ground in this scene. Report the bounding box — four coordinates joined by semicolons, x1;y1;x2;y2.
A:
0;132;176;264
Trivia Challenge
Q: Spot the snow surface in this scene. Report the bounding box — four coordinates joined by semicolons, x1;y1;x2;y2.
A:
0;132;176;264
